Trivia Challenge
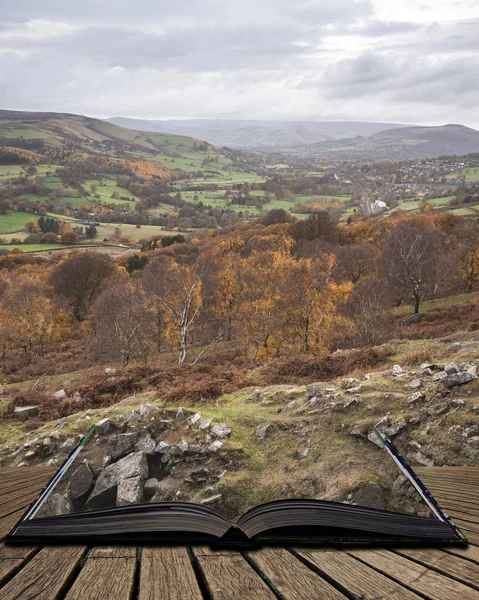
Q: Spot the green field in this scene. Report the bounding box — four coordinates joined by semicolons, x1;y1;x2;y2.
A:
0;231;31;242
0;211;31;232
449;167;479;180
97;223;179;241
1;243;73;252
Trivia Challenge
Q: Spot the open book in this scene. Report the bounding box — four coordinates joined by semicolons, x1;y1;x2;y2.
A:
8;427;466;546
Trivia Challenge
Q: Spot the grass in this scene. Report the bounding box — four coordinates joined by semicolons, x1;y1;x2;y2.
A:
449;167;479;180
0;211;31;232
1;243;73;252
97;223;178;241
84;178;140;208
393;290;479;316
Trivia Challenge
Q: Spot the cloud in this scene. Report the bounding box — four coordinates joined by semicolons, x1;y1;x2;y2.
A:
0;0;479;127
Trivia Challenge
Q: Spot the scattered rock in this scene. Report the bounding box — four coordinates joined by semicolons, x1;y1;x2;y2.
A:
135;436;156;455
408;379;422;390
443;371;477;388
104;367;117;375
185;467;210;483
349;429;367;440
406;452;434;467
444;363;460;375
176;407;186;420
333;483;386;511
408;391;425;404
59;438;77;453
69;461;94;501
37;493;71;517
14;406;39;420
122;410;140;423
198;417;213;430
144;478;159;496
287;400;297;409
108;433;138;462
208;440;223;452
299;440;310;459
0;383;3;397
432;371;448;382
392;365;403;377
307;384;321;399
155;441;169;454
200;494;222;506
345;385;362;394
256;424;271;441
210;424;232;439
170;440;189;456
252;389;261;400
191;412;202;425
341;378;359;390
117;476;144;506
473;404;479;414
139;404;157;419
53;389;67;400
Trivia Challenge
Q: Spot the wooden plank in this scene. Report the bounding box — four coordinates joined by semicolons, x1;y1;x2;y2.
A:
0;546;86;599
295;549;422;600
0;469;55;484
0;475;52;497
0;482;49;513
0;544;38;586
443;544;479;564
0;509;28;542
193;546;276;600
139;547;204;600
65;547;137;600
349;548;479;600
397;548;479;589
247;547;347;600
0;490;42;520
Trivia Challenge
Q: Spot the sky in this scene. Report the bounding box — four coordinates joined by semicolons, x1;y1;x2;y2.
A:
1;0;479;127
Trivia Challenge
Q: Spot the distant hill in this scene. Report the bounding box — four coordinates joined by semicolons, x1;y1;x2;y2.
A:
107;117;410;149
308;124;479;160
0;109;215;156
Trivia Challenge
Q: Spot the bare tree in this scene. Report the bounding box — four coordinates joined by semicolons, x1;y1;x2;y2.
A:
335;243;378;284
381;219;454;314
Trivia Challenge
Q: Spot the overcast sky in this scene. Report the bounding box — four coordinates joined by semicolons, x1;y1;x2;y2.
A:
1;0;479;127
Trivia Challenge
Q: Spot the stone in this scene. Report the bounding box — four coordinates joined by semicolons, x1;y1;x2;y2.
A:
367;431;384;448
349;429;367;440
59;438;77;453
392;365;403;377
117;476;144;506
53;389;67;400
14;406;39;420
287;400;297;409
443;371;477;388
210;424;232;439
473;404;479;414
135;436;156;455
144;478;159;496
176;407;186;420
444;363;460;375
73;392;82;402
408;379;422;390
386;418;406;438
108;432;138;462
208;440;223;452
406;451;434;467
465;364;478;375
432;371;448;382
343;398;362;410
299;440;310;459
393;475;408;491
306;384;321;399
104;367;117;375
155;441;169;454
43;458;58;467
374;416;390;435
341;378;359;390
24;450;35;458
200;494;222;506
256;423;271;441
198;417;213;430
185;467;210;483
333;483;386;511
123;410;140;423
139;404;157;419
0;383;3;397
252;389;261;400
170;440;189;456
408;391;426;404
344;385;361;394
37;493;71;517
95;418;112;435
69;461;94;501
191;412;202;425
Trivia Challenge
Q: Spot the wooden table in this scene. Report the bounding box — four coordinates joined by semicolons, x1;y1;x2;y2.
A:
0;466;478;599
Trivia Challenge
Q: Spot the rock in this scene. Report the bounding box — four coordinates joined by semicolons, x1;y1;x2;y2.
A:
420;363;439;371
104;367;117;375
208;440;223;452
43;458;58;467
185;468;210;484
87;452;148;509
191;412;202;425
404;313;425;325
307;385;321;399
144;478;159;496
408;391;426;404
473;404;479;414
37;493;71;517
406;452;434;467
135;436;156;455
210;424;232;439
69;461;94;501
374;416;390;435
198;417;213;430
393;475;408;491
170;440;189;456
53;389;67;400
256;423;271;441
73;392;82;402
95;418;112;435
108;432;138;462
117;476;144;506
176;407;186;420
200;494;222;506
155;441;169;454
299;440;310;459
409;379;422;390
345;385;362;394
14;406;39;420
287;400;297;409
432;371;448;382
443;371;477;388
444;363;460;374
139;404;157;419
333;483;386;511
386;418;407;438
123;410;140;423
59;438;77;453
0;383;3;397
252;389;261;400
392;365;403;377
464;364;478;375
343;398;362;410
341;378;359;390
349;429;367;440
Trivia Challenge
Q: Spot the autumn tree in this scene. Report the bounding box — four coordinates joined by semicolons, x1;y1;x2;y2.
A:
335;242;378;284
49;252;116;320
93;282;157;365
143;258;204;364
381;219;453;314
455;221;479;292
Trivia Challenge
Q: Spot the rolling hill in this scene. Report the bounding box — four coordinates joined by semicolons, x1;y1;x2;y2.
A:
0;109;215;156
107;117;410;149
308;124;479;160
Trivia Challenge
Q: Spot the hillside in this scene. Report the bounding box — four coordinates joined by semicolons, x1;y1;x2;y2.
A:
0;109;215;156
309;124;479;160
107;117;410;149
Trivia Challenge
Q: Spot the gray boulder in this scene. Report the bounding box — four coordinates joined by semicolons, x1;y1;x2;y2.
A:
14;406;39;420
60;438;77;452
306;385;321;399
392;365;403;377
444;363;460;374
200;494;222;506
69;461;94;501
135;436;156;455
198;417;213;430
155;441;169;454
139;404;157;419
341;378;359;390
333;482;386;511
95;418;112;435
299;440;310;459
432;371;448;382
37;493;71;517
443;371;478;388
176;407;186;420
53;389;67;400
208;440;223;452
256;424;271;441
144;478;159;496
408;391;425;404
408;379;422;390
108;432;138;462
170;440;189;456
210;424;232;439
117;476;144;506
406;451;434;467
